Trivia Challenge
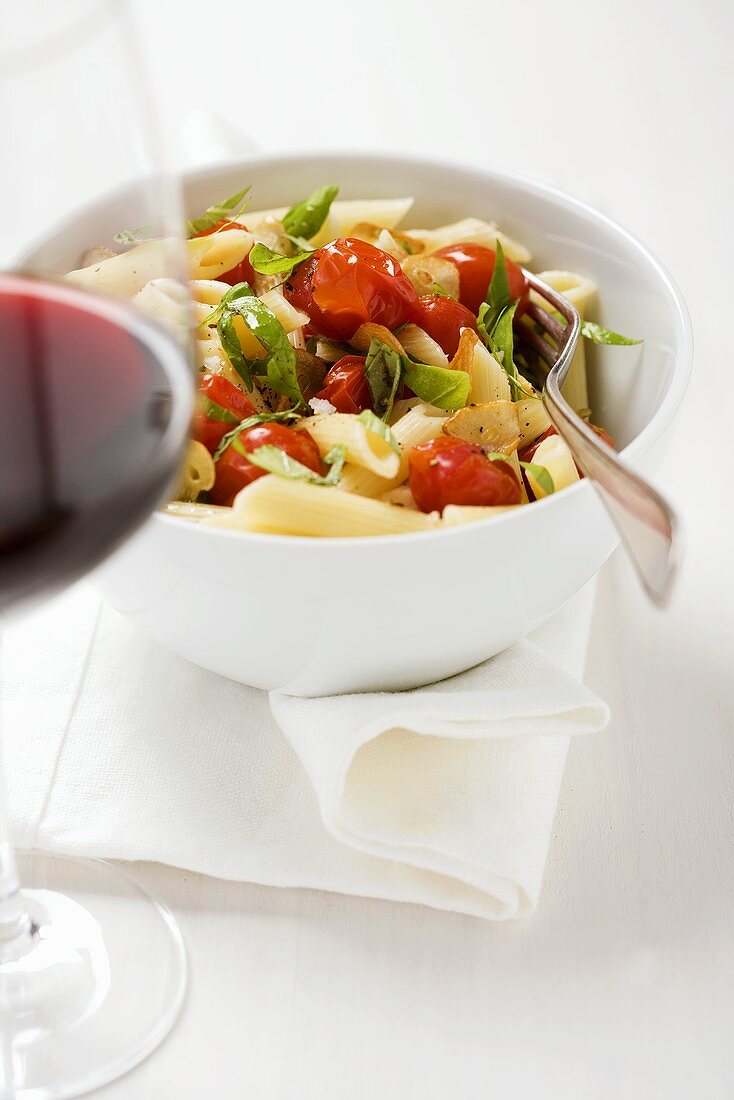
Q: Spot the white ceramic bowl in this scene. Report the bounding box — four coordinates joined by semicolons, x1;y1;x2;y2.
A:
46;153;693;695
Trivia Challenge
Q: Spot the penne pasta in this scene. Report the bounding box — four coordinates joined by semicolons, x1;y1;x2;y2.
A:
187;229;254;281
442;504;519;526
239;197;415;248
176;441;215;502
527;434;580;497
304;414;401;478
258;287;309;334
466;336;512;403
533;270;597;414
210;475;440;537
339;404;447;498
406;218;532;264
131;278;191;343
66;230;252;299
398;324;450;368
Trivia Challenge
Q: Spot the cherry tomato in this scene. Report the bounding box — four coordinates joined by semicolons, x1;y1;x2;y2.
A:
433;243;529;316
315;355;372;414
284;237;417;341
211;423;323;507
193;373;257;454
409;436;521;514
410;294;478;358
193;219;256;286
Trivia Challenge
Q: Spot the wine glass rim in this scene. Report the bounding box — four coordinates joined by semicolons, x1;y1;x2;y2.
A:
0;0;129;75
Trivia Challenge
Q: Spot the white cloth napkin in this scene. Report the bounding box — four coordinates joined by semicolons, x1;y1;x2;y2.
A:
2;581;607;920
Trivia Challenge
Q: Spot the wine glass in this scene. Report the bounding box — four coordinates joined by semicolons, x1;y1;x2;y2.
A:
0;2;193;1095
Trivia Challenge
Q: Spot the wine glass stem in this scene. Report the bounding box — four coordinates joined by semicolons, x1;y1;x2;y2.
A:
0;632;35;963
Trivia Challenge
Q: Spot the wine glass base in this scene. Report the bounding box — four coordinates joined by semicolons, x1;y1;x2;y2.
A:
0;852;187;1099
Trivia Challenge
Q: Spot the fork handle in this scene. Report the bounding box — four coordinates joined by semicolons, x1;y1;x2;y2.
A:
542;385;681;606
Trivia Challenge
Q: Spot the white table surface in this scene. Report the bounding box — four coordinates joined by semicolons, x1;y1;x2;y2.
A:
35;0;734;1095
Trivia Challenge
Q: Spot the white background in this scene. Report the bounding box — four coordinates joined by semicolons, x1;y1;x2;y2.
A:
85;0;734;1094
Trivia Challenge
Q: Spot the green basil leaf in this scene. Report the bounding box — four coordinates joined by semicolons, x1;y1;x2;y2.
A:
403;360;470;411
186;186;251;237
364;338;404;421
357;409;400;456
212;282;303;406
489;301;519;382
249;242;313;276
245;442;346;486
113;224;155;246
213;408;301;461
282;185;338;240
199;397;239;425
485;239;511;310
518;460;555;495
580;321;643;346
432;281;450;298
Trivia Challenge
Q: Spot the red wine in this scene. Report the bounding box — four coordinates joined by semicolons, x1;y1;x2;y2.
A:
0;274;192;611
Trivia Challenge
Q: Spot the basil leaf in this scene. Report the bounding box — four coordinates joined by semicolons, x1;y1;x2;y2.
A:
113;224;155;246
211;282;303;405
357;409;400;456
245;443;346;486
485;239;512;310
282;185;338;240
432;281;450;298
186;186;251;237
249;242;313;276
489;301;519;382
213;408;301;461
364;338;404;421
518;460;555;495
478;241;519;343
580;321;643;346
200;397;239;425
403;361;470;411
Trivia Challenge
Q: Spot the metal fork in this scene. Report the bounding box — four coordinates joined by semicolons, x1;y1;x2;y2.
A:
516;271;681;607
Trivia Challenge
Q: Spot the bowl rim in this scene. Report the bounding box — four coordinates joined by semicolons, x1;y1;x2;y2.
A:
163;150;694;548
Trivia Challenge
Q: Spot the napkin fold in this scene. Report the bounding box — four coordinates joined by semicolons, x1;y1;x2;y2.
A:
3;581;607;920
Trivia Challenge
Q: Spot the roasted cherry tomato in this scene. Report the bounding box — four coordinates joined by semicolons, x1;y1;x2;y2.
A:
284;237;417;341
518;423;614;465
193;219;256;286
409;436;521;514
410;294;478;358
315;355;372;414
433;243;529;316
211;423;323;507
193;373;257;454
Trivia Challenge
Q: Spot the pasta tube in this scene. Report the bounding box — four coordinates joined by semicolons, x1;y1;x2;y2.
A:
258;287;309;334
406;218;532;264
533;270;597;414
466;335;511;403
66;230;252;298
527;434;580;498
338;404;447;498
131;278;191;343
442;504;519;526
176;441;215;502
210;476;440;537
398;324;450;368
240;198;415;248
304;414;401;478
